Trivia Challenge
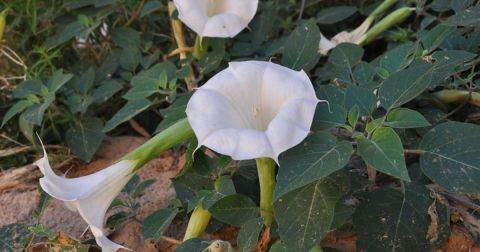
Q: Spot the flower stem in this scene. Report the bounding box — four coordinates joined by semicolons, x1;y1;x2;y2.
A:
123;118;194;171
358;7;414;45
256;158;276;226
167;1;196;91
193;35;209;59
183;204;212;241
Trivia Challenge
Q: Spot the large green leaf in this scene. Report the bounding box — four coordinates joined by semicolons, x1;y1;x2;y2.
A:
357;127;410;181
237;217;264;252
274;172;349;252
208;194;259;227
111;27;141;49
21;94;55;126
317;6;357;24
420;122;480;192
275;132;352;199
66;118;105;161
328;43;364;84
174;238;210;252
385;108;431;128
344;86;377;116
353;183;450;252
371;42;418;75
444;5;480;27
420;25;455;53
431;50;477;86
142;207;179;242
103;98;152;132
379;61;433;111
282;20;320;71
311;103;346;131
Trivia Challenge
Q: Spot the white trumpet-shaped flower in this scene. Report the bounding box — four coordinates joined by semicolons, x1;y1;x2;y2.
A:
173;0;258;38
186;61;321;163
318;18;373;55
35;141;136;252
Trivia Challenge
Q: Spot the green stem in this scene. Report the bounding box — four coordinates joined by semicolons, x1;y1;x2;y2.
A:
122;118;194;171
256;157;276;226
358;7;415;45
308;245;323;252
0;11;6;41
183;205;212;241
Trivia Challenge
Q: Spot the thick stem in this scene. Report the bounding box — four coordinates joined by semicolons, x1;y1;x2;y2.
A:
183;205;212;241
193;35;209;59
122;118;194;171
358;7;414;45
256;158;276;226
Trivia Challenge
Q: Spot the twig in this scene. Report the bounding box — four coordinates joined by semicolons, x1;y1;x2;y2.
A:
0;144;61;158
128;119;151;138
161;235;182;245
167;47;194;58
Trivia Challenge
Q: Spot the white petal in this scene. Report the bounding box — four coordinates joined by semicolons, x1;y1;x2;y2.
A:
186;61;318;161
319;33;337;55
174;0;259;38
35;141;136;251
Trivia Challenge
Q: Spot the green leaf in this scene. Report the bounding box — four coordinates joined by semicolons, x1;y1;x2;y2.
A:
120;46;141;72
155;95;190;133
208;194;259;227
66;117;105;161
353;183;450;251
379;61;433;111
13;80;45;98
420;122;480;192
282;20;320;71
311;103;346;131
420;25;455;53
142;207;179;242
132;62;177;87
385;108;431;128
112;27;141;49
347;105;360;127
44;21;85;47
47;70;73;93
21;93;55;125
198;49;225;75
140;0;163;17
344;85;377;116
174;238;210;252
275;132;352;199
431;50;477;86
357;127;410;181
317;6;357;24
103;98;152;132
316;85;345;105
2;100;33;127
444;5;480;27
328;43;364;84
237;217;264;252
274;172;349;252
32;189;51;220
371;42;418;75
93;79;124;103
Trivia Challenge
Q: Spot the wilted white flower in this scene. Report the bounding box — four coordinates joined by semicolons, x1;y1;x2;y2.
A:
186;61;321;163
318;18;373;55
173;0;259;38
36;141;136;252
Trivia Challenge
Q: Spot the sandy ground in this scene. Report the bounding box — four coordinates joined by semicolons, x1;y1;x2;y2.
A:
0;136;184;251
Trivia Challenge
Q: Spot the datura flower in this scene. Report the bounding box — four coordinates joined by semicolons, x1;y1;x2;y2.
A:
318;18;372;55
36;142;136;252
186;61;321;163
173;0;259;38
